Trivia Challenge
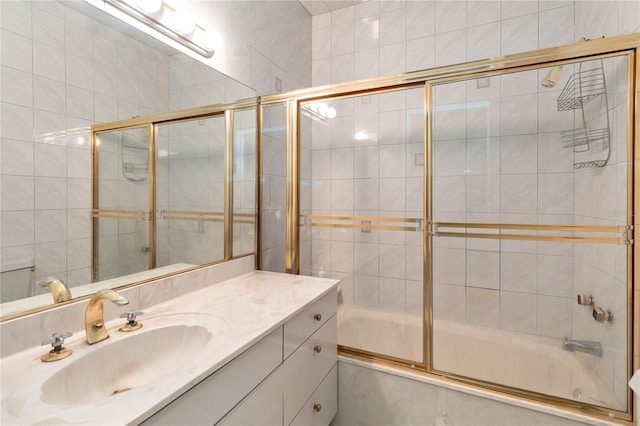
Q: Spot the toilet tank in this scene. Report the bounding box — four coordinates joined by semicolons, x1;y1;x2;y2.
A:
0;257;35;303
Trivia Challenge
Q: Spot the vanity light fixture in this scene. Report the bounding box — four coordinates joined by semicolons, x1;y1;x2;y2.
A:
105;0;216;58
135;0;162;13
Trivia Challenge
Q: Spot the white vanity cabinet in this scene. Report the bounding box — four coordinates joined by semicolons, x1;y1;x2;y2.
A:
221;288;338;426
283;314;337;424
142;288;338;426
290;364;338;426
217;368;284;425
142;327;283;426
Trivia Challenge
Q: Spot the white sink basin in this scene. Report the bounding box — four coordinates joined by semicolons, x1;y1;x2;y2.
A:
40;324;212;405
1;311;230;424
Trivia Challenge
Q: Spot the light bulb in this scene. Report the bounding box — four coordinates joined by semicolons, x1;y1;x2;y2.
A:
199;30;220;51
326;107;336;119
135;0;162;13
316;103;328;114
172;10;195;34
354;131;368;141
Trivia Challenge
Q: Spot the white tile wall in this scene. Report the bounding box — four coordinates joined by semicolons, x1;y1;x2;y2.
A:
313;0;639;86
169;0;312;96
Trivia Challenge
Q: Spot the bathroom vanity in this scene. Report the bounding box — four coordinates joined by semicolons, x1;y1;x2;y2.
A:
0;264;339;426
145;286;338;426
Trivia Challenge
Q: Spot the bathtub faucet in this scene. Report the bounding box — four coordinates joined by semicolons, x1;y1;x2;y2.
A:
562;337;603;356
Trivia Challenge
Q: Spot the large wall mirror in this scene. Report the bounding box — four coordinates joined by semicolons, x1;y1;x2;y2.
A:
0;1;256;319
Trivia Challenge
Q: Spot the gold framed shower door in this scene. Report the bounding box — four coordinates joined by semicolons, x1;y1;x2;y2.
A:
260;34;640;424
91;98;259;283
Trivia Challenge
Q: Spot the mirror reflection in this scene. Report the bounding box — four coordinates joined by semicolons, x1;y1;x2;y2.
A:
0;1;256;318
232;109;258;258
156;117;227;267
94;127;153;281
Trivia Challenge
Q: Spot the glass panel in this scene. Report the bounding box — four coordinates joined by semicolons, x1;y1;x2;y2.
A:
156;116;226;267
431;55;630;411
300;88;425;363
94;127;150;280
260;104;287;272
233;108;257;257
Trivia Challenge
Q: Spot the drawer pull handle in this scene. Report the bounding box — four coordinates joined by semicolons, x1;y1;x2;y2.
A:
314;403;322;412
314;313;322;322
314;345;322;353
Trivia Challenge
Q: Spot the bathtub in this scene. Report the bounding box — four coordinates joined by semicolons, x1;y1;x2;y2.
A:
337;304;622;411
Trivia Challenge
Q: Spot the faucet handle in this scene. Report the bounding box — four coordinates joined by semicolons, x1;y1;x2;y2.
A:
41;332;73;362
41;331;72;348
120;310;144;322
119;310;144;332
592;307;613;324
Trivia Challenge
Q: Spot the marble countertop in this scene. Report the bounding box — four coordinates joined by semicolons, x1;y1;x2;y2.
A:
0;271;339;425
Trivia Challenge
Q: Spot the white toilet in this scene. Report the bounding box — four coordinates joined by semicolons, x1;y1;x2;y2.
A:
0;257;35;303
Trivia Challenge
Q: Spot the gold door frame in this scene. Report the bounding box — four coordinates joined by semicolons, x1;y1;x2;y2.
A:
261;34;640;424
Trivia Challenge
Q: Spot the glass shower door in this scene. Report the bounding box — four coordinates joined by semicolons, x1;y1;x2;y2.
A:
430;54;631;411
93;126;152;281
155;115;226;267
260;104;288;272
299;87;425;364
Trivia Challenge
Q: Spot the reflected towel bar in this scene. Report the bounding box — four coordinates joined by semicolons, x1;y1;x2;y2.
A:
92;209;256;224
161;210;255;224
92;209;148;221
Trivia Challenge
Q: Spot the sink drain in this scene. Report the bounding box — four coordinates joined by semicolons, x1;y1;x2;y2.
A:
111;387;131;396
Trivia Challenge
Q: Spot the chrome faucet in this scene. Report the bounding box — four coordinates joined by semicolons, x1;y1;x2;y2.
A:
38;277;72;303
562;337;603;356
85;289;129;344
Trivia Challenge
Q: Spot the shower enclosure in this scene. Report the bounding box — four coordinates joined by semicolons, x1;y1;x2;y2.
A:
259;35;638;422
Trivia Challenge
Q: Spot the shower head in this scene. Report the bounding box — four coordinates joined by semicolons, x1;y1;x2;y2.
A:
540;38;593;88
541;65;563;88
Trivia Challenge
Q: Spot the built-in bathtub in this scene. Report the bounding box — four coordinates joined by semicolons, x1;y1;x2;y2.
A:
337;304;623;423
338;304;423;363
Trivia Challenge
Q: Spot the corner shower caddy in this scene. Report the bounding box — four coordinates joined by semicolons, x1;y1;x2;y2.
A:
557;60;611;169
121;132;149;181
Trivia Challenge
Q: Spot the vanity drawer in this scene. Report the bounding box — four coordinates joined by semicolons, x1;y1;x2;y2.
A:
283;315;337;425
217;367;283;426
290;364;338;426
143;327;282;426
284;288;337;359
